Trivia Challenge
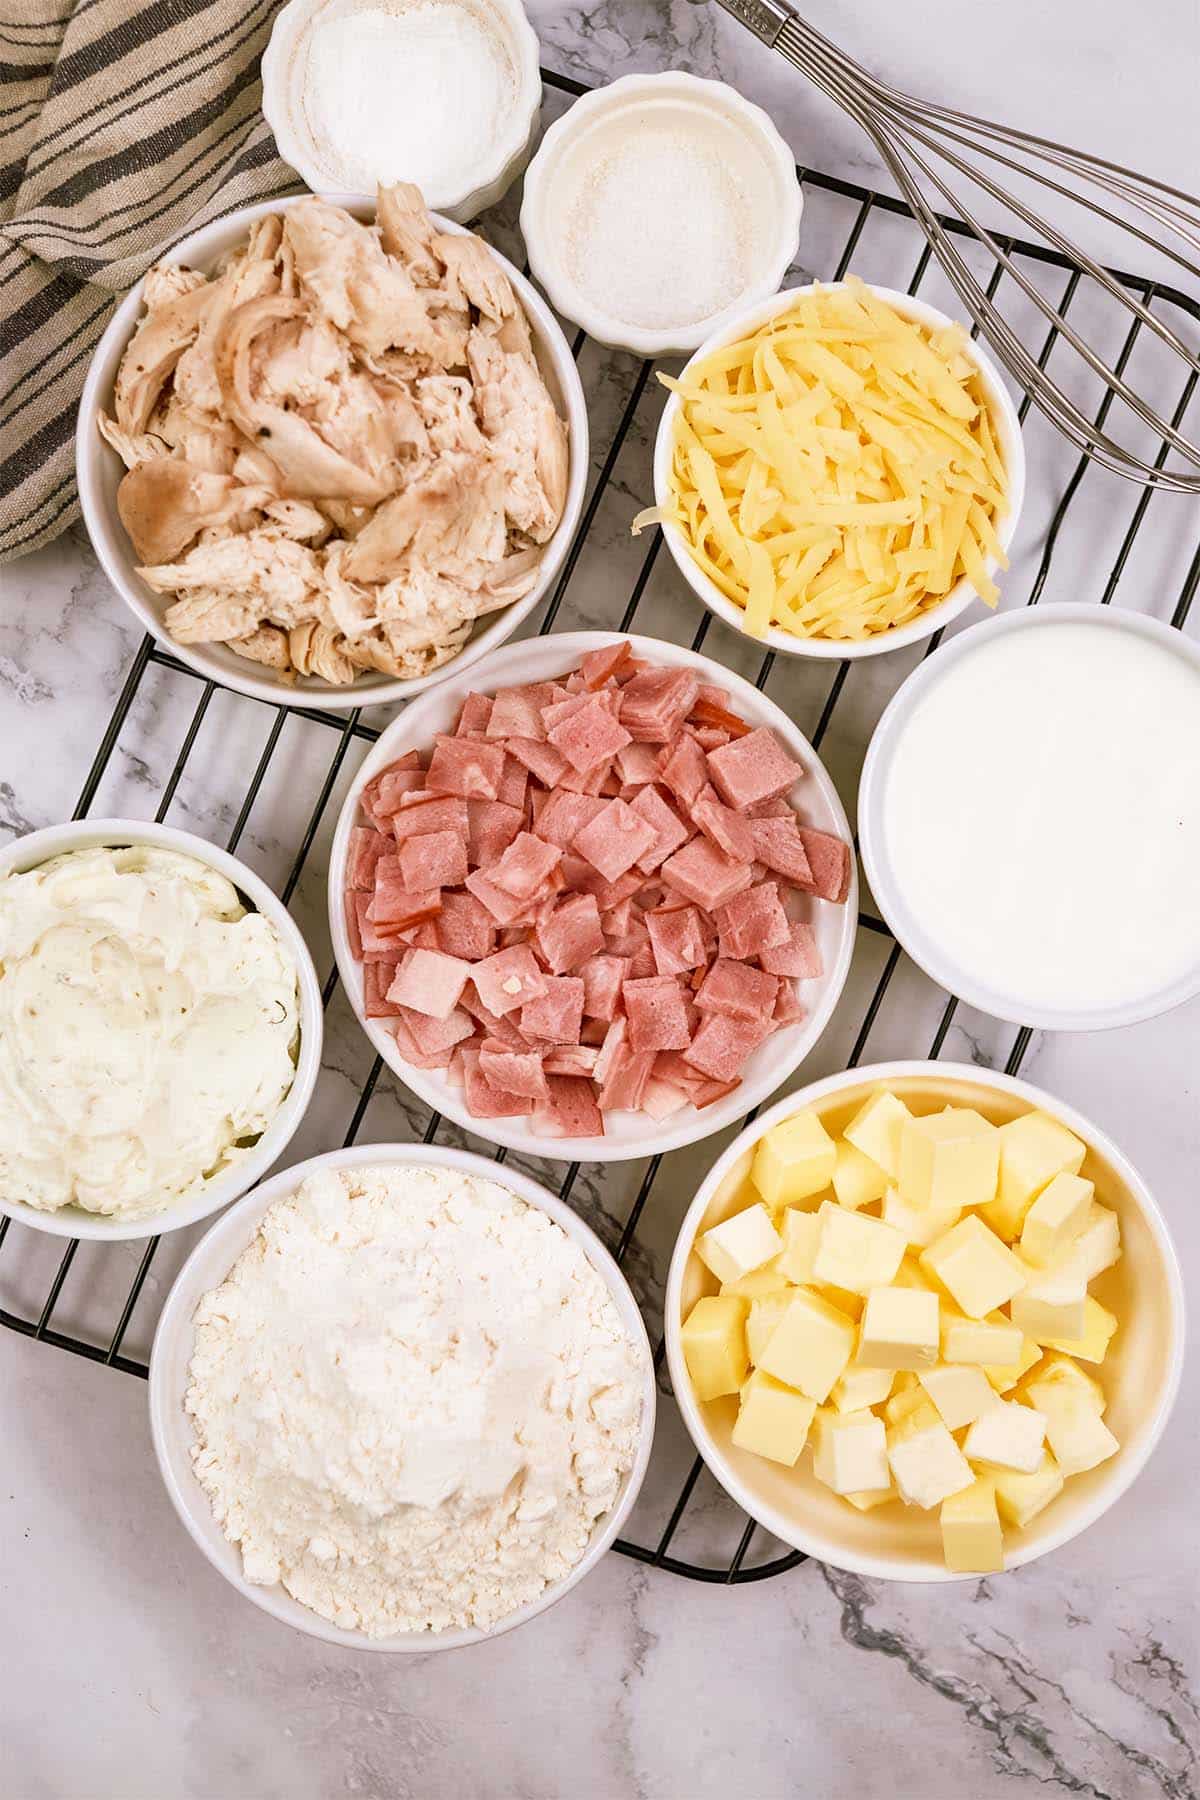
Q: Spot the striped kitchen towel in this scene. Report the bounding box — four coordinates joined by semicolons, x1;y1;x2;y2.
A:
0;0;302;563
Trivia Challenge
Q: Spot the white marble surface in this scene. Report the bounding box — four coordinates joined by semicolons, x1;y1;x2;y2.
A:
3;5;1200;1796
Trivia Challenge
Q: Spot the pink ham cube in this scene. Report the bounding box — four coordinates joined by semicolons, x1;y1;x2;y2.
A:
536;892;605;974
797;827;853;902
462;1048;535;1117
691;784;755;864
629;784;691;874
455;692;493;735
748;815;814;884
397;1004;476;1057
581;952;628;1020
347;825;389;890
615;741;662;787
532;789;607;849
489;831;563;900
622;975;692;1054
538;1075;604;1137
505;737;570;787
471;943;547;1016
385;947;471;1019
660;837;754;909
362;959;402;1017
425;735;506;800
546;693;632;772
695;957;780;1022
706;728;803;810
657;732;710;806
435;892;496;962
760;920;823;979
390;794;469;844
645;905;708;975
479;1041;549;1101
618;667;700;741
398;828;467;892
684;1011;774;1082
572;798;659;884
521;976;585;1045
715;881;790;960
580;640;635;689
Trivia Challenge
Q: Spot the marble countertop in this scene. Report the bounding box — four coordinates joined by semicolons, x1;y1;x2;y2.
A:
3;5;1199;1797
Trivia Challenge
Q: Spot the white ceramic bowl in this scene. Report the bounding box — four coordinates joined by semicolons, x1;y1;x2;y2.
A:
328;630;858;1162
76;196;588;712
148;1142;656;1650
0;819;323;1242
665;1062;1185;1582
521;72;802;358
652;282;1026;659
262;0;542;221
858;603;1200;1031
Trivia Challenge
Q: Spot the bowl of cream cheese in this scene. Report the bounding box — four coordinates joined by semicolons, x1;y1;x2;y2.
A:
0;820;323;1240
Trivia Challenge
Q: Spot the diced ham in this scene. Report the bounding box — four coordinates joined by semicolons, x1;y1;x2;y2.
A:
645;905;709;975
691;784;755;864
615;741;662;787
369;858;442;930
619;667;701;742
640;1076;690;1120
489;831;563;900
660;837;753;909
597;1041;655;1112
390;1015;459;1070
397;1004;475;1057
479;1041;549;1101
796;827;853;903
462;1048;535;1117
580;640;635;689
693;727;730;751
398;828;467;892
466;799;524;868
390;793;469;845
426;735;506;800
715;881;790;960
581;952;629;1020
360;767;424;826
629;784;691;874
556;759;611;796
455;692;493;736
546;693;632;772
760;920;823;979
505;736;570;786
695;957;780;1021
622;975;692;1053
386;947;471;1019
496;756;528;811
707;728;803;810
520;975;585;1045
656;731;710;808
485;683;562;740
543;1045;601;1077
748;815;814;884
690;693;753;739
600;897;633;938
362;959;402;1017
538;1075;604;1137
435;892;496;962
533;789;607;849
572;797;659;884
684;1011;774;1082
348;825;388;890
536;891;605;974
773;982;807;1025
471;943;547;1016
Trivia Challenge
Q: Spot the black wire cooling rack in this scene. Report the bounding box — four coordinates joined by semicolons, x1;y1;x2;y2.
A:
3;66;1199;1588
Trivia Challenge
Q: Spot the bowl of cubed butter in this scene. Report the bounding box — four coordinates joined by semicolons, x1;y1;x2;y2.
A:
664;1061;1184;1581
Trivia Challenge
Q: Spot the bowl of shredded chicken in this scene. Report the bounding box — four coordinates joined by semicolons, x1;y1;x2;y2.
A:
79;185;587;707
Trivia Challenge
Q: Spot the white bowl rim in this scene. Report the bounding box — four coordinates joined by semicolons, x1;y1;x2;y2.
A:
520;71;803;358
858;602;1200;1031
148;1139;657;1651
0;818;324;1242
326;628;859;1162
261;0;543;218
651;280;1027;659
664;1059;1186;1583
75;193;588;713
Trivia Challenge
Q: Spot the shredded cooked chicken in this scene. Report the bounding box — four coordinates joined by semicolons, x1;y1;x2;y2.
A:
100;186;569;684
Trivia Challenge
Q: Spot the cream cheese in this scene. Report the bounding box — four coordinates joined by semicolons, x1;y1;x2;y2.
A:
0;845;300;1219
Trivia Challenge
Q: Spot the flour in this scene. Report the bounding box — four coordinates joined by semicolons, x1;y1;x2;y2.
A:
185;1163;646;1637
299;1;515;197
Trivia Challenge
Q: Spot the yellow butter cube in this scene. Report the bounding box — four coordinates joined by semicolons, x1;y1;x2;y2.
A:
1025;1383;1118;1476
1010;1259;1087;1345
747;1292;794;1365
883;1184;963;1249
843;1089;911;1179
982;1110;1086;1239
887;1420;975;1508
1056;1203;1121;1284
1022;1351;1105;1414
751;1109;837;1208
918;1364;998;1431
920;1215;1026;1319
991;1451;1064;1528
984;1336;1043;1393
963;1399;1047;1472
812;1200;906;1295
813;1407;890;1494
1039;1296;1118;1364
721;1261;791;1299
832;1139;888;1211
757;1287;857;1402
941;1477;1004;1573
1019;1173;1094;1265
892;1255;937;1290
857;1286;940;1369
731;1370;817;1465
844;1484;897;1511
898;1107;1000;1212
884;1374;940;1433
941;1305;1023;1367
696;1202;783;1285
681;1295;749;1400
830;1364;895;1413
776;1209;820;1286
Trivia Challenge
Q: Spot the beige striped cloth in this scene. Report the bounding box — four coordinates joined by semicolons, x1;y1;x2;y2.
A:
0;0;302;562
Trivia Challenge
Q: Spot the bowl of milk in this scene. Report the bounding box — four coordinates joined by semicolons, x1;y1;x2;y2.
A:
858;603;1200;1030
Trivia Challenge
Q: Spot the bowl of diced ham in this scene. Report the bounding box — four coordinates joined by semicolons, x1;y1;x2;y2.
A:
328;633;858;1159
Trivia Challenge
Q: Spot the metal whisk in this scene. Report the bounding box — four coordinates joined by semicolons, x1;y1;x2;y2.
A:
715;0;1200;492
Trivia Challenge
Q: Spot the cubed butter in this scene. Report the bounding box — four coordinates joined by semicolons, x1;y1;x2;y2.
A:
776;1209;820;1285
1040;1296;1118;1364
843;1089;911;1179
991;1451;1064;1528
721;1261;791;1299
984;1336;1043;1393
941;1477;1004;1574
812;1201;906;1295
920;1215;1026;1319
812;1407;890;1495
681;1295;749;1400
918;1364;998;1431
1019;1172;1094;1264
830;1364;895;1413
887;1420;974;1509
884;1375;940;1433
1026;1384;1118;1476
983;1110;1086;1239
1010;1258;1088;1345
941;1306;1023;1367
883;1184;963;1249
696;1202;783;1285
898;1107;1000;1212
731;1370;817;1466
1056;1203;1121;1284
844;1485;897;1512
857;1286;940;1369
751;1110;837;1208
1021;1352;1105;1414
892;1255;937;1290
757;1288;857;1402
832;1138;888;1211
963;1399;1047;1472
747;1292;794;1365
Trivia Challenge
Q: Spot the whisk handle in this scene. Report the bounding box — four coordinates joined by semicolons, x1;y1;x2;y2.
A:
712;0;797;48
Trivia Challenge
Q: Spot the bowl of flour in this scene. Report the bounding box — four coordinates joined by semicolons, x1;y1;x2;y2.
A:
149;1145;654;1649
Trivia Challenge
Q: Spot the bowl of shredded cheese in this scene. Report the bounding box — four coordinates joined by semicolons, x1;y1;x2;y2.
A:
642;279;1025;658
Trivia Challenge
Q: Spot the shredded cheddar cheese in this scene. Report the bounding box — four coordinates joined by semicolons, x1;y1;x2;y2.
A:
635;278;1010;643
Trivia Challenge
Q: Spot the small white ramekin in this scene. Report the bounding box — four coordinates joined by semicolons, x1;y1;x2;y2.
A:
148;1142;656;1651
665;1062;1185;1583
77;196;587;713
327;630;858;1163
652;282;1026;659
521;72;802;358
858;602;1200;1031
0;820;323;1242
262;0;542;221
